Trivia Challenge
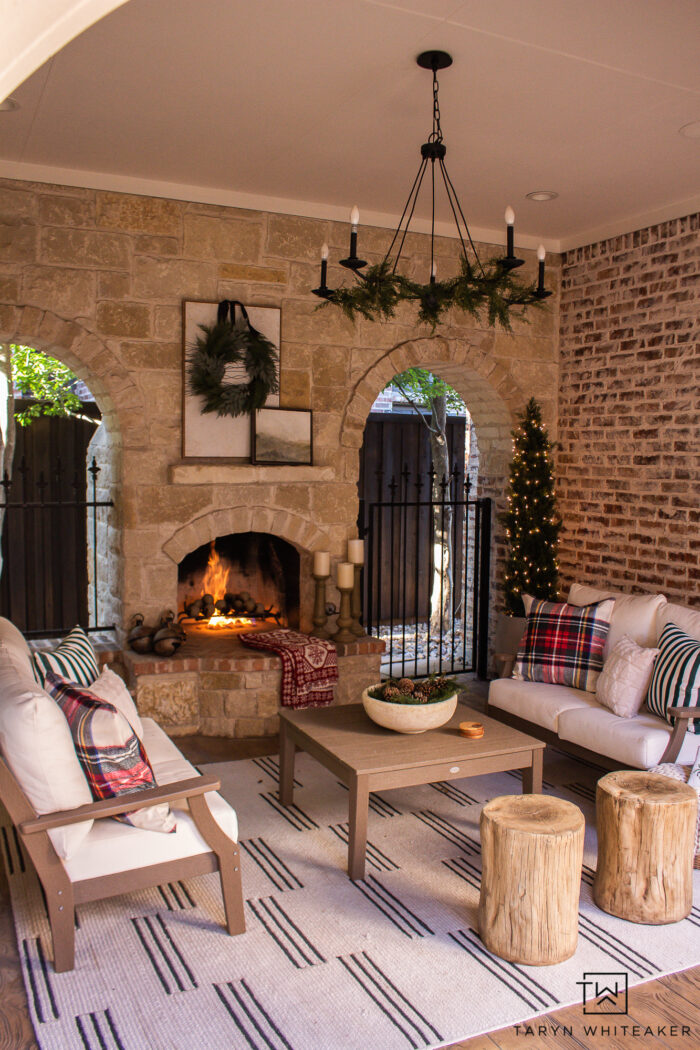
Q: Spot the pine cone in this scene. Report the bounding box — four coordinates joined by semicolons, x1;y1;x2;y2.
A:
382;685;400;700
397;678;415;694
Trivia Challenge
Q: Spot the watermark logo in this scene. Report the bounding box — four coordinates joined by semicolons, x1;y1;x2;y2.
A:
577;971;629;1014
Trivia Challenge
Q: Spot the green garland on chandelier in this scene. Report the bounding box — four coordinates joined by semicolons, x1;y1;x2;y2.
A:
188;318;279;418
321;256;543;330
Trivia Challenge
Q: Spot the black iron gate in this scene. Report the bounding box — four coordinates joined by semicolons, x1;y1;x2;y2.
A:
0;455;114;637
361;469;491;679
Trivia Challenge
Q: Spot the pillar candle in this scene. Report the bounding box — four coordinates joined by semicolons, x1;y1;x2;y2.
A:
347;538;364;565
337;561;355;589
313;550;330;576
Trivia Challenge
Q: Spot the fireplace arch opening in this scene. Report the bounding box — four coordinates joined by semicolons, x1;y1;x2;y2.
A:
177;531;300;630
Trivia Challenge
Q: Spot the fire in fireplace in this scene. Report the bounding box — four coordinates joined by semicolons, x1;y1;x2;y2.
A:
177;532;300;631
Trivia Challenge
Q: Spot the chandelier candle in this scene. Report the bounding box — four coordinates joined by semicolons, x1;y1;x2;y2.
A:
340;206;366;271
535;245;552;299
502;206;524;270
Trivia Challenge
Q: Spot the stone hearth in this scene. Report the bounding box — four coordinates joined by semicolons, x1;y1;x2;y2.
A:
122;631;384;737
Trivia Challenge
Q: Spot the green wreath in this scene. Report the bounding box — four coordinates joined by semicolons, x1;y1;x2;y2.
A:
187;301;279;418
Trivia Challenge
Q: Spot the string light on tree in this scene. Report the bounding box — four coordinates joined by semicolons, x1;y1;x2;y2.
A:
500;397;562;617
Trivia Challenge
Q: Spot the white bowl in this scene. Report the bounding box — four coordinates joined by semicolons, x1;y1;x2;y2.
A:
361;685;459;734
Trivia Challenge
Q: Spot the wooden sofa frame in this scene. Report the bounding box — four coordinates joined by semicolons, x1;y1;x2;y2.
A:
0;755;245;972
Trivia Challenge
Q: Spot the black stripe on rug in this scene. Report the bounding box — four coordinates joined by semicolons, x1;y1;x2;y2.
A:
241;838;304;892
581;863;596;887
131;915;197;994
329;824;399;872
75;1008;125;1050
215;978;295;1050
22;937;59;1023
564;782;597;803
335;781;402;817
442;856;481;890
247;897;325;968
158;881;195;911
506;770;555;790
254;756;302;788
577;914;657;978
351;876;433;938
428;781;481;806
259;793;319;830
338;951;442;1048
449;929;558;1012
412;810;480;854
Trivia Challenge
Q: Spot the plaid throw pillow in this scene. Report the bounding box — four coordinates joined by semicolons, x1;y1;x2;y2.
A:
513;595;615;693
46;672;175;833
646;623;700;735
33;625;99;689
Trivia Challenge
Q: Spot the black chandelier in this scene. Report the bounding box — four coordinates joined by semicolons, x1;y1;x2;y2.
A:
313;51;551;329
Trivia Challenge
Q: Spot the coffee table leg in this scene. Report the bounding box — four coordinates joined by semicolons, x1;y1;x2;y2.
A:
279;723;296;805
522;749;543;794
348;775;370;881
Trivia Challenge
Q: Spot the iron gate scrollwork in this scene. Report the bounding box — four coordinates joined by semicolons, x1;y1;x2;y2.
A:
361;468;491;679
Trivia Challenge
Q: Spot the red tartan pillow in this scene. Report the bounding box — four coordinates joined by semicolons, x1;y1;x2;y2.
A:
46;672;175;833
513;595;615;693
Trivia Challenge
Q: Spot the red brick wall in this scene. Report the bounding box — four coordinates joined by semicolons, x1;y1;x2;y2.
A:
557;213;700;606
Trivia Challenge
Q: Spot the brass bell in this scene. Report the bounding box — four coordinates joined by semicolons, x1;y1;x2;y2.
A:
128;613;154;654
152;609;186;657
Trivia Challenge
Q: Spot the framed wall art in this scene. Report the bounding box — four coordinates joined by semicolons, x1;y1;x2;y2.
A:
182;299;280;459
252;407;313;466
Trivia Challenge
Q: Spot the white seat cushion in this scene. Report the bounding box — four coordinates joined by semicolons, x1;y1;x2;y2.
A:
567;584;666;657
557;704;700;769
488;678;596;733
63;718;238;883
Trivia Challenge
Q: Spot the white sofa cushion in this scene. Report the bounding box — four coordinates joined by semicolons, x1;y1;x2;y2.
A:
89;666;144;739
557;704;700;769
488;678;596;733
62;718;238;882
656;602;700;645
0;620;93;860
567;583;666;657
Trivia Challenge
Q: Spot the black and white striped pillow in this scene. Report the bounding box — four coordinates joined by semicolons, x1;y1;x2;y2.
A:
646;622;700;735
33;625;99;689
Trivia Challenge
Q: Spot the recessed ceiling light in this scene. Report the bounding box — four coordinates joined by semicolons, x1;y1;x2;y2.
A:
0;97;19;112
679;120;700;139
526;190;558;202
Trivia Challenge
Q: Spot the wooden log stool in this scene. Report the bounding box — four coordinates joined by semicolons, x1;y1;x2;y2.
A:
593;770;697;924
478;794;584;965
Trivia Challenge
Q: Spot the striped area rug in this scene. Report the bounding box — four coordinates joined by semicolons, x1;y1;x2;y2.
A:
6;749;700;1050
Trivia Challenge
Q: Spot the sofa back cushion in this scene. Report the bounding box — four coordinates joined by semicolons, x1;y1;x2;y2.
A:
595;635;659;718
513;595;614;692
567;584;666;657
0;629;93;860
656;602;700;645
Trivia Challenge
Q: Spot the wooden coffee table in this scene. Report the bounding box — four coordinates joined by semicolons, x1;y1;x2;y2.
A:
278;701;545;880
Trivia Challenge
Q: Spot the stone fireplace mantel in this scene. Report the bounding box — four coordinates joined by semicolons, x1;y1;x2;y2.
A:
169;463;336;485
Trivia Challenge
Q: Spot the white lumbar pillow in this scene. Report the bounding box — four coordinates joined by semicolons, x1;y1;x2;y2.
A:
88;666;144;739
596;634;659;719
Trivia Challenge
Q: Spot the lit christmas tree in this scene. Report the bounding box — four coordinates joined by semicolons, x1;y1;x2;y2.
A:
501;398;562;616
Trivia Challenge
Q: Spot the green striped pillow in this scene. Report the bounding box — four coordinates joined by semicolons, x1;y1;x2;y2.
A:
33;626;99;689
646;622;700;735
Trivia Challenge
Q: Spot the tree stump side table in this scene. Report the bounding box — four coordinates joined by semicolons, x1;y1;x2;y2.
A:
478;794;585;965
593;770;697;924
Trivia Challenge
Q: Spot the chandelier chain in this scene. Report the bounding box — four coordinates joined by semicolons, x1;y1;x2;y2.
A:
430;68;443;143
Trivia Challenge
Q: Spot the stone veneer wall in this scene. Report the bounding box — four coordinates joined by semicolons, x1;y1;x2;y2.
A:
558;213;700;604
0;178;560;691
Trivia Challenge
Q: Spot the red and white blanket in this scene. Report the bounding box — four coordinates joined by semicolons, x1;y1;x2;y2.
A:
238;629;337;709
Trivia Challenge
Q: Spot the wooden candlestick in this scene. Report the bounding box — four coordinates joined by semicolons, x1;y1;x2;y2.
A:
311;573;331;639
350;563;365;636
332;583;355;644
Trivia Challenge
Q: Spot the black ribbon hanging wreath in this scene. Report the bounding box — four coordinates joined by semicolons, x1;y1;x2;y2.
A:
188;300;279;417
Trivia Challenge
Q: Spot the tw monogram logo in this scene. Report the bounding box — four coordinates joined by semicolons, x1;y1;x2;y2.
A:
577;972;629;1014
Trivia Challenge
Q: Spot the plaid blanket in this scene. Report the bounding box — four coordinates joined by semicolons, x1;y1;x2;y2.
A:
238;629;337;709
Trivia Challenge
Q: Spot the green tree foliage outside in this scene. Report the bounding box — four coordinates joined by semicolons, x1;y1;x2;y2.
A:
500;397;562;617
11;344;96;427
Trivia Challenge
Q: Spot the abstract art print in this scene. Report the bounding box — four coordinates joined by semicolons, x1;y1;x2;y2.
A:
252;407;313;465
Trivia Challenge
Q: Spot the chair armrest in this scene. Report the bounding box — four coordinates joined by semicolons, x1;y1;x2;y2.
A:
659;707;698;764
19;774;221;835
667;706;698;720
